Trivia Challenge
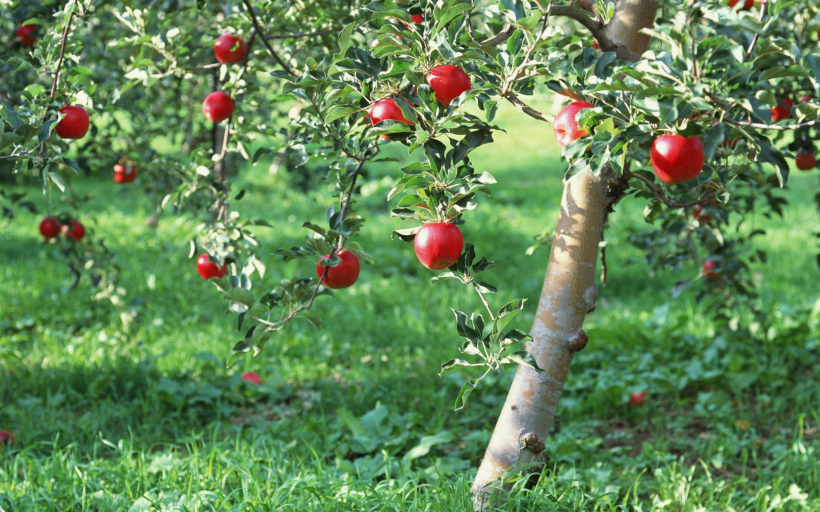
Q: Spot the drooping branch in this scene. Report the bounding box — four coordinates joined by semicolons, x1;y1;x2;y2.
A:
624;168;715;208
242;0;296;76
254;144;377;331
503;92;555;124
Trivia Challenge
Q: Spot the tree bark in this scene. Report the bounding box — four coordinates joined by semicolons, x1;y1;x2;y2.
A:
471;1;658;508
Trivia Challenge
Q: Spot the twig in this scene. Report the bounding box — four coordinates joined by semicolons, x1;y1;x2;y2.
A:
625;168;715;208
472;281;496;321
724;118;820;131
241;0;296;76
503;92;555;123
39;9;76;160
502;11;550;95
264;28;340;39
0;150;34;160
745;0;766;59
48;11;75;102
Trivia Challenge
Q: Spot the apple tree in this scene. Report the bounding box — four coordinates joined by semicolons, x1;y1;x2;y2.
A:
3;0;820;508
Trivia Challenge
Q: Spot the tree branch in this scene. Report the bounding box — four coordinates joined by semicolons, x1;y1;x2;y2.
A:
503;92;555;124
745;0;766;59
724;118;820;131
625;168;714;208
241;0;296;76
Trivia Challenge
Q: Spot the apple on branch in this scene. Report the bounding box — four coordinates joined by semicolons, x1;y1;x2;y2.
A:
55;106;90;139
202;92;234;123
39;217;61;239
316;250;360;289
214;33;246;63
414;222;464;270
553;101;594;148
197;254;228;280
650;134;704;185
425;65;471;107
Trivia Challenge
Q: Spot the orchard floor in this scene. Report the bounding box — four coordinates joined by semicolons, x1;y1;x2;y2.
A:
2;102;820;510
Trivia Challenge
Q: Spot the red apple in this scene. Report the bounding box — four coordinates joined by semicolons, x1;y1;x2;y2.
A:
425;65;471;107
202;91;234;123
370;98;414;126
628;391;648;407
55;106;89;139
39;216;61;239
0;430;15;446
796;150;816;171
592;40;599;50
770;97;793;123
316;250;360;289
414;222;464;270
800;94;812;103
703;259;720;279
15;24;36;46
241;372;262;385
650;134;704;185
197;254;228;279
64;219;85;241
693;205;713;222
113;163;137;184
214;33;246;63
411;14;423;24
728;0;761;8
553;101;594;148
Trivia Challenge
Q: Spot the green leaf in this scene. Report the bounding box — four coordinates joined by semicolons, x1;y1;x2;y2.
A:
454;379;477;410
506;351;543;373
337;22;356;54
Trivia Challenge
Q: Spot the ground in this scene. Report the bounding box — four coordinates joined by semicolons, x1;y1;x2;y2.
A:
1;102;818;510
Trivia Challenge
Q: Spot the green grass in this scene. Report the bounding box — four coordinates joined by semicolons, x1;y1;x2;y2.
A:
1;102;819;510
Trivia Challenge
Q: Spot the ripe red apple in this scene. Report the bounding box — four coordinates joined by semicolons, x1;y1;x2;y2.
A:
411;14;423;24
592;40;599;50
728;0;761;8
796;150;816;171
113;162;137;184
55;106;89;139
370;98;414;126
64;219;85;241
214;33;246;63
202;91;234;123
414;222;464;270
425;65;471;107
241;372;262;385
770;97;793;123
15;24;36;46
316;250;360;289
553;101;594;148
628;391;648;407
0;430;15;446
693;205;713;222
703;259;720;279
39;216;61;239
650;134;704;185
197;254;228;280
800;94;812;103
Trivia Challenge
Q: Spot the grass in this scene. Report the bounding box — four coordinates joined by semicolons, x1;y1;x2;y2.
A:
1;101;819;510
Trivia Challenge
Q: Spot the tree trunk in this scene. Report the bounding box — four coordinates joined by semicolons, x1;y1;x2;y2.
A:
471;1;659;508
